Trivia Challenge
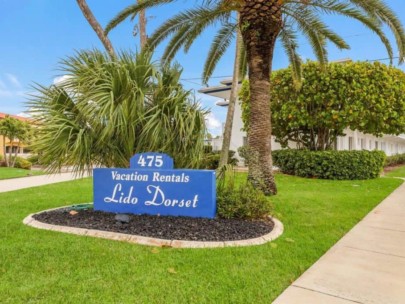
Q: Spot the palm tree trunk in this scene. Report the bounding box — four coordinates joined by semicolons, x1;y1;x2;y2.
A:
2;136;8;167
218;20;242;168
138;1;147;49
13;143;20;167
76;0;116;59
8;140;13;168
239;0;282;195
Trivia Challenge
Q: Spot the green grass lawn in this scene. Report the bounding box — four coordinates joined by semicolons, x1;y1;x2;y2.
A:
0;167;45;180
385;165;405;178
0;175;402;303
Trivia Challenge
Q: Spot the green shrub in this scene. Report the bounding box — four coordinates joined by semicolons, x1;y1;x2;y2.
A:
273;150;385;180
14;157;32;170
237;146;250;166
27;154;41;165
203;145;213;154
200;153;220;169
200;150;238;169
216;167;272;219
385;153;405;167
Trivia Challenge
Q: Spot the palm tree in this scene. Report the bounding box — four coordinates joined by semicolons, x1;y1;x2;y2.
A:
0;116;30;167
105;1;149;50
76;0;116;58
28;50;207;174
106;0;405;195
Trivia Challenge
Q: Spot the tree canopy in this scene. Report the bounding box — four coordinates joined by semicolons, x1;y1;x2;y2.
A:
241;61;405;150
0;116;31;167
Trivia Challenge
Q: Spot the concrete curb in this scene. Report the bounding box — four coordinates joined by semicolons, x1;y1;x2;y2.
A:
23;207;284;248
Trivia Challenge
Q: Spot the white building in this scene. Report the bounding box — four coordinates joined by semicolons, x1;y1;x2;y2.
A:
199;80;405;162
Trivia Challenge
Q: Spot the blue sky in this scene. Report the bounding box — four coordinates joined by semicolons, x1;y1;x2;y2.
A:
0;0;404;135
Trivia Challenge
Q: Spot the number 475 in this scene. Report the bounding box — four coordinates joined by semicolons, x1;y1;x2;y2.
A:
137;155;163;168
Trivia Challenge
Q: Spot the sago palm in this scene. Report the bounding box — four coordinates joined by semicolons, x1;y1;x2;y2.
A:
106;0;405;195
28;50;207;174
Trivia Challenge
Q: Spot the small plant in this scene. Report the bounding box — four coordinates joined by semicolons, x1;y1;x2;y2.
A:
237;146;250;166
13;157;32;170
385;153;405;167
216;166;272;219
200;148;238;169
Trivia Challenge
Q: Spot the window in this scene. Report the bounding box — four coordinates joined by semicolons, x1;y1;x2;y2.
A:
360;138;365;149
375;141;379;150
381;142;386;152
348;137;354;150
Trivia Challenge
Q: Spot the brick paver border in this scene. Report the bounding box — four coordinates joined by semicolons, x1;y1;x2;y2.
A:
23;206;284;248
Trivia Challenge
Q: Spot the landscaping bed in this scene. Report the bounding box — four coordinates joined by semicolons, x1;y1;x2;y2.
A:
33;208;274;241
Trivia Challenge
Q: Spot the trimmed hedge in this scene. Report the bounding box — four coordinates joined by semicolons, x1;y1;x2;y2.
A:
385;153;405;167
273;150;385;180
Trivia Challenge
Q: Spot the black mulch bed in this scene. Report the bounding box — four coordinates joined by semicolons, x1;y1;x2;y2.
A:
33;208;274;242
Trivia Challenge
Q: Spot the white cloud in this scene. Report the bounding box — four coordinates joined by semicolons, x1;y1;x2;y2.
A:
53;75;73;86
5;73;22;89
205;112;222;131
17;112;31;118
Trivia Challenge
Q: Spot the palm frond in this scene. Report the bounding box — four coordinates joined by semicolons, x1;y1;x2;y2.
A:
105;0;175;35
203;22;237;84
350;0;405;63
147;5;231;54
279;23;302;88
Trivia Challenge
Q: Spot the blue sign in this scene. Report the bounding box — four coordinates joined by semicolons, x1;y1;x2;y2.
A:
93;153;216;218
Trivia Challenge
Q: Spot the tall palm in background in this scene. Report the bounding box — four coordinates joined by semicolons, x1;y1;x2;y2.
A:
218;27;243;168
76;0;116;58
106;1;149;50
138;1;147;49
106;0;405;195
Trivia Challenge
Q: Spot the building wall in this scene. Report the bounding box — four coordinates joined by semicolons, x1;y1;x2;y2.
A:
0;136;25;157
337;130;405;156
0;136;4;157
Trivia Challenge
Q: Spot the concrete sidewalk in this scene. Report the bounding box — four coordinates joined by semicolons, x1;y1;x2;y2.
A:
274;180;405;304
0;172;90;193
